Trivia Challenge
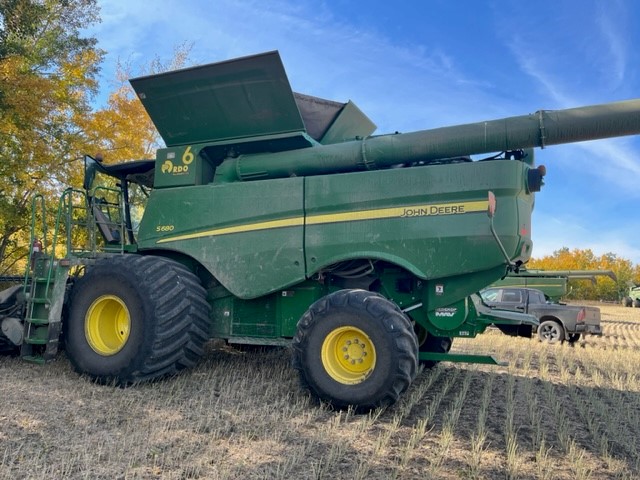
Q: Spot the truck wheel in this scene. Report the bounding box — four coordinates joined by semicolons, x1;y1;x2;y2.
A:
566;333;581;344
414;325;452;368
537;320;564;344
292;289;418;411
65;255;209;384
622;297;632;307
634;299;640;308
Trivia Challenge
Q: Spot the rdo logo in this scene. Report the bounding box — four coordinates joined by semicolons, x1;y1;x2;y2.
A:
162;146;194;175
161;160;174;173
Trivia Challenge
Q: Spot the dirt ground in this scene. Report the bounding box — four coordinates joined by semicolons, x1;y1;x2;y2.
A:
1;303;639;479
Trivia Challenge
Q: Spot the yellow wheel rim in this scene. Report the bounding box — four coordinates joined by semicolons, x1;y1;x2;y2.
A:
85;295;131;356
321;326;376;384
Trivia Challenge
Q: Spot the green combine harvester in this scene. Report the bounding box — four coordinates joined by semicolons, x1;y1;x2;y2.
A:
2;51;640;410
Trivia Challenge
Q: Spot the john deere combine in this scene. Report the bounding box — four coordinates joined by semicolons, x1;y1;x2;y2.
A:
2;51;640;410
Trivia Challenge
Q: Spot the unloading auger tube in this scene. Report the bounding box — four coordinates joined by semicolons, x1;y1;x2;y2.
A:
230;99;640;181
513;270;617;281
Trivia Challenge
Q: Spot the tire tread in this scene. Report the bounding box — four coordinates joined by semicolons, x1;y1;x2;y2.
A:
66;254;209;384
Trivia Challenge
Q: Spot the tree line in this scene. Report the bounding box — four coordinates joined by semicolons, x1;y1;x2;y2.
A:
528;248;640;302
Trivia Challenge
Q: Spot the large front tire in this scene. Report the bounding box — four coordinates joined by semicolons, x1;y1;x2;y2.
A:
65;255;209;384
292;289;418;411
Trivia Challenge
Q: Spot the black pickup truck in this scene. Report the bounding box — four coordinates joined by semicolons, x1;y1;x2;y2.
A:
480;287;602;344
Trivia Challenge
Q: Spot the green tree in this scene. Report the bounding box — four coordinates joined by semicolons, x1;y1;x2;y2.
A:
0;0;102;275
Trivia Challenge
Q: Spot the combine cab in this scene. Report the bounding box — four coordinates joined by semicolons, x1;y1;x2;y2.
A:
622;285;640;308
2;51;640;410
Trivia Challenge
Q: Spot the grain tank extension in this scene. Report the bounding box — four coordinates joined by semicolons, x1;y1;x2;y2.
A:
2;51;640;411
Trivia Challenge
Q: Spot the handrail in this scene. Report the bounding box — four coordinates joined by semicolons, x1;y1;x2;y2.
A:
23;194;48;295
89;186;126;253
23;185;127;296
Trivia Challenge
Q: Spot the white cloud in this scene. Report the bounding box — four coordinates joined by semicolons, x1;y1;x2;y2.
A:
575;140;640;193
90;0;509;132
595;0;628;87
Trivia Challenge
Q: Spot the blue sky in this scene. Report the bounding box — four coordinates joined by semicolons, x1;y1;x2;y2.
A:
89;0;640;264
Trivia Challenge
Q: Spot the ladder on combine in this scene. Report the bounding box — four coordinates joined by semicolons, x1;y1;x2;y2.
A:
22;194;66;363
20;188;122;363
20;254;71;364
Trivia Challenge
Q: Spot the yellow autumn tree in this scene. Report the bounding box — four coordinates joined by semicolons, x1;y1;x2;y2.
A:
78;45;192;163
529;248;640;301
0;0;190;275
0;0;103;275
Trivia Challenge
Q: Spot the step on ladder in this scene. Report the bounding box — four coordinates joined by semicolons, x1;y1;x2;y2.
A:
20;255;70;364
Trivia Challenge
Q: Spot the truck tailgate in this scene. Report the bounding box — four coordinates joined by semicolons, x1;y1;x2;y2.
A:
583;306;602;335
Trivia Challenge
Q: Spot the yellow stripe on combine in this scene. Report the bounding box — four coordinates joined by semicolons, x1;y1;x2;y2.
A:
306;200;489;224
156;200;489;244
156;217;304;243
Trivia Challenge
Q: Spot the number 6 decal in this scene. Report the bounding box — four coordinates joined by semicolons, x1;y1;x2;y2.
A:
182;146;194;165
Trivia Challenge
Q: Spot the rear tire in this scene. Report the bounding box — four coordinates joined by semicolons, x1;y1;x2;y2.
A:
622;297;632;307
65;255;209;384
292;289;418;411
537;320;564;344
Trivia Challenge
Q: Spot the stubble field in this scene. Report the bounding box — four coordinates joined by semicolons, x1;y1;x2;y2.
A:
1;303;640;479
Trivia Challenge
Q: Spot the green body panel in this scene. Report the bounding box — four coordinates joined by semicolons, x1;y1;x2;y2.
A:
137;158;532;306
137;177;306;297
319;100;376;144
129;51;306;147
208;281;325;339
204;264;534;341
303;160;531;284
